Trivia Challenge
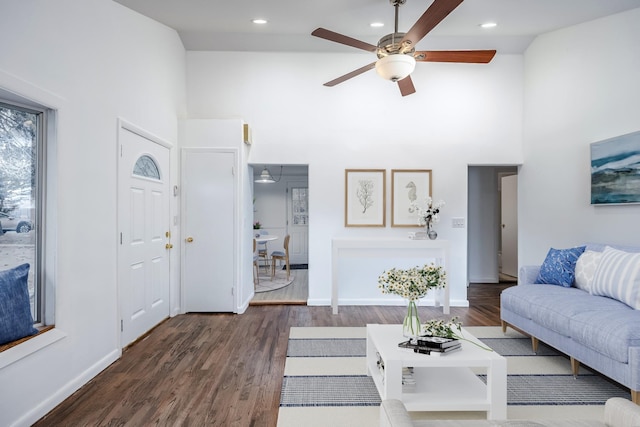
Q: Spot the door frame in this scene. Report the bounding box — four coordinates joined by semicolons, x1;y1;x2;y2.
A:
498;172;518;277
116;118;174;349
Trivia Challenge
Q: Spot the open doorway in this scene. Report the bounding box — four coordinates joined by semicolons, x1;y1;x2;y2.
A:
250;164;309;305
467;166;518;285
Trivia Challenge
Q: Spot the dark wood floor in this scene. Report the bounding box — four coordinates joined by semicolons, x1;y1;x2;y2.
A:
34;283;513;427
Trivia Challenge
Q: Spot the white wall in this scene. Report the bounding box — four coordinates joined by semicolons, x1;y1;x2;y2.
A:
187;51;524;307
519;8;640;266
0;1;186;426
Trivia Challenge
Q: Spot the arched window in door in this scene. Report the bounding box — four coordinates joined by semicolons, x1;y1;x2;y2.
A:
133;155;160;180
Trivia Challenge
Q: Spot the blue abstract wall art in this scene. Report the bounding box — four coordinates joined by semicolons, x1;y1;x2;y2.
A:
591;130;640;205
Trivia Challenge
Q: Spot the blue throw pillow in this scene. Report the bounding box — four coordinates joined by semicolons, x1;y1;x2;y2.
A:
0;263;38;345
535;246;586;287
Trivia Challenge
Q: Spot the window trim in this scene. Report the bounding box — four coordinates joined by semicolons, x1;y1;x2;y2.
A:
0;82;58;354
0;100;46;324
0;328;66;369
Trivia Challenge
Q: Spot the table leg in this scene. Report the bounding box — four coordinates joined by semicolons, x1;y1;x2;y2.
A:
486;357;507;419
383;360;402;401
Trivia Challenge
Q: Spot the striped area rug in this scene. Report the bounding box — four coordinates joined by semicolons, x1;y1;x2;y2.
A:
277;326;630;427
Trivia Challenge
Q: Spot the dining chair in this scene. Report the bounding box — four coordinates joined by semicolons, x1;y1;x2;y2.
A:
253;238;260;286
257;230;269;270
270;234;291;281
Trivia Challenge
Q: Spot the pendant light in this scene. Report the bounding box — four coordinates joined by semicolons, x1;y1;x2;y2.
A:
255;166;283;183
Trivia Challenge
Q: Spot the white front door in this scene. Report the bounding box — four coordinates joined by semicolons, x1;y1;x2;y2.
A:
182;148;236;312
117;123;171;347
286;181;308;265
500;174;518;277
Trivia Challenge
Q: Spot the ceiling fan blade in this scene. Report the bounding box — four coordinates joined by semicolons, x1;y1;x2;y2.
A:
312;28;377;52
401;0;464;47
323;62;377;87
414;50;496;63
397;75;416;97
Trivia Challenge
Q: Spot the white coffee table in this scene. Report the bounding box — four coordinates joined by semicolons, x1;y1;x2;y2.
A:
366;324;507;419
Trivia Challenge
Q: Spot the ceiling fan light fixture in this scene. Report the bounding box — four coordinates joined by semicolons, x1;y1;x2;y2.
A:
375;54;416;82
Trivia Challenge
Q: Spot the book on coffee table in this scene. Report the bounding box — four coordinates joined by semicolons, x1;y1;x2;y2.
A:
398;340;462;355
416;336;459;349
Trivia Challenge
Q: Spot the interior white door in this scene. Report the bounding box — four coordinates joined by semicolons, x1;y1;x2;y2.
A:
118;124;171;348
183;149;235;312
500;174;518;277
286;181;308;265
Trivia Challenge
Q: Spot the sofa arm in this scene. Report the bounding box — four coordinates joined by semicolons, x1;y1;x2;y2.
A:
519;265;540;285
604;397;640;427
380;399;414;427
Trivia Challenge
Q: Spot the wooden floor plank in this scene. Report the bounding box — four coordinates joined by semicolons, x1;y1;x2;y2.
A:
33;283;512;426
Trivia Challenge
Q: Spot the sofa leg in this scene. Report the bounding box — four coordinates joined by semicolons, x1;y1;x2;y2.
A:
632;390;639;404
531;336;539;353
570;357;580;378
501;320;508;333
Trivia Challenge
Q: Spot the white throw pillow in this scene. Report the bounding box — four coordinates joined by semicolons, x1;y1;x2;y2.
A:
574;250;603;292
591;246;640;308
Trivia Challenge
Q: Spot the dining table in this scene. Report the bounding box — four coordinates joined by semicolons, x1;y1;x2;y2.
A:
254;234;279;245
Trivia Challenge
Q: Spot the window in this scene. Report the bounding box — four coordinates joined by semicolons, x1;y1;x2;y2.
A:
133;154;160;179
291;187;308;225
0;100;45;325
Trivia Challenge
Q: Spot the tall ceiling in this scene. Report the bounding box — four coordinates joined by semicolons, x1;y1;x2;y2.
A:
114;0;640;53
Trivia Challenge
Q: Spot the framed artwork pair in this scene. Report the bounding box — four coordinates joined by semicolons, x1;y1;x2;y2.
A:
344;169;432;227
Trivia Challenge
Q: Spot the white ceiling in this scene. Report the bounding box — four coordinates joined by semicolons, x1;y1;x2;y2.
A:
114;0;640;53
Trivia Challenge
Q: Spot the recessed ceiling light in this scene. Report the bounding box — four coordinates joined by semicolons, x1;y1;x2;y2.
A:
252;19;268;25
480;22;497;29
370;22;384;28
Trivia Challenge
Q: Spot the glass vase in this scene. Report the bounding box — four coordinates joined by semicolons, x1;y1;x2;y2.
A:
426;223;438;240
403;300;421;339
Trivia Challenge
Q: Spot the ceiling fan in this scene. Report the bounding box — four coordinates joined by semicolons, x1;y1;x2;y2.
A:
311;0;496;96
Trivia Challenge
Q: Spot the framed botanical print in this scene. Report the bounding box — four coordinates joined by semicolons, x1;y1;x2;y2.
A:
345;169;386;227
391;169;432;227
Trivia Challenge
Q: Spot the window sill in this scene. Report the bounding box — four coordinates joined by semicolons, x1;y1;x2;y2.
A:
0;327;66;369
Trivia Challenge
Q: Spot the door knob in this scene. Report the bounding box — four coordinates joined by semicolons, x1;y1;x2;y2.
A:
165;243;173;249
186;237;194;243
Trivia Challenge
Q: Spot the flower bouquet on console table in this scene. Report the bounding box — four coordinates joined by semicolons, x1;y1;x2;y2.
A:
378;263;447;339
410;197;444;240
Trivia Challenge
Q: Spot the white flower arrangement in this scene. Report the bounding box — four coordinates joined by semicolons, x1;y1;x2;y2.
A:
422;316;493;351
377;263;447;301
410;197;445;227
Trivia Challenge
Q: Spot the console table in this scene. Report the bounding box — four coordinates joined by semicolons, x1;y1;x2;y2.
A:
331;237;450;314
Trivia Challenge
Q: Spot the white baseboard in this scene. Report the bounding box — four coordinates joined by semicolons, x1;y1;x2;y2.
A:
306;298;470;308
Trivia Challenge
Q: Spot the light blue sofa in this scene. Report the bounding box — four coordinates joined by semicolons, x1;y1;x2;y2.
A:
501;243;640;403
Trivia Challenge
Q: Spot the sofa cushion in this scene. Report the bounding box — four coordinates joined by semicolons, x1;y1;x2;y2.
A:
535;246;586;287
591;247;640;309
570;308;640;363
0;263;38;345
502;285;624;337
502;284;577;320
574;250;603;292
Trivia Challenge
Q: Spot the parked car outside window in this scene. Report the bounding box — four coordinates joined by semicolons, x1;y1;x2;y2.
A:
0;211;32;234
